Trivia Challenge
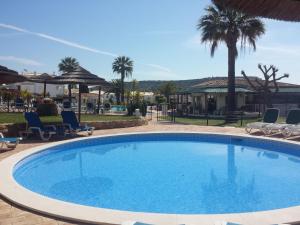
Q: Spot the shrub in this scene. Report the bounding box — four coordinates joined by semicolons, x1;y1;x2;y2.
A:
140;101;147;117
36;103;58;116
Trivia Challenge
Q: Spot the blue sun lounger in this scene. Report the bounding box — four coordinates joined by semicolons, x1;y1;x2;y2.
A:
24;112;57;141
0;132;21;149
61;111;94;136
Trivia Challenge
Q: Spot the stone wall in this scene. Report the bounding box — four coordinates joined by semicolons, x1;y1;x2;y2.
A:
0;118;148;137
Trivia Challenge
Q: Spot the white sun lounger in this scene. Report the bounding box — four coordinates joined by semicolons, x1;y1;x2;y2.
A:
245;108;280;134
263;109;300;135
282;124;300;138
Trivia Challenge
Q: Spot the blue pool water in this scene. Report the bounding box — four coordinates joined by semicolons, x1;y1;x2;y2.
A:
13;133;300;214
111;105;126;112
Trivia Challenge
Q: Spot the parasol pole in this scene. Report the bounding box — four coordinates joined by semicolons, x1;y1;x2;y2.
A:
78;84;82;122
68;84;72;103
97;86;102;114
43;81;47;98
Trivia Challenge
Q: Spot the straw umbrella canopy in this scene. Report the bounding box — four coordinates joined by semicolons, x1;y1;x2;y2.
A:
26;73;53;97
0;65;27;84
51;66;110;122
214;0;300;22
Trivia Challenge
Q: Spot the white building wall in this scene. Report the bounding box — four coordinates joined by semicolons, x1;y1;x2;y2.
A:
217;94;226;109
20;82;64;97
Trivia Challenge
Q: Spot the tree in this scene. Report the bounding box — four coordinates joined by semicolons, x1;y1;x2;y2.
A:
20;90;32;107
197;0;265;117
112;56;134;103
58;57;79;102
111;79;122;105
159;82;177;103
0;89;17;112
131;79;141;105
242;64;289;110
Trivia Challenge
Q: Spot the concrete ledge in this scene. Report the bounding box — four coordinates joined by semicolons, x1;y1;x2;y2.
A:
1;132;300;225
0;118;148;136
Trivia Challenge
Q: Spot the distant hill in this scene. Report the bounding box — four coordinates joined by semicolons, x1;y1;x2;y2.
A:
124;78;210;92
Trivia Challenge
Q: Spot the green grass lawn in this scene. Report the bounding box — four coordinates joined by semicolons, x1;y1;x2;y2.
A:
0;112;139;124
174;116;286;127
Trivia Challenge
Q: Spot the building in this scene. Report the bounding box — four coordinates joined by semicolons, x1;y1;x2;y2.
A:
6;72;64;97
174;76;300;116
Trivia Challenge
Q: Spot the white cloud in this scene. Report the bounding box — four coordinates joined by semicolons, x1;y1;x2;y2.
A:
0;23;173;73
35;33;117;57
0;56;43;66
138;63;171;73
0;23;118;57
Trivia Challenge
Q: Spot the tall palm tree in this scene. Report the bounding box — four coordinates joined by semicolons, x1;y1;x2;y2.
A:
58;57;79;102
197;0;265;118
112;56;134;103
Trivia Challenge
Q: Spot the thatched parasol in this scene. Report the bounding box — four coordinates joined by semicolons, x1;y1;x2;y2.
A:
214;0;300;21
0;65;27;84
27;73;53;97
51;66;110;122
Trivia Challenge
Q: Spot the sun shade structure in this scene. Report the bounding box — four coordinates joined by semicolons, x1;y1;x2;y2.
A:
51;66;111;122
0;65;27;84
26;73;53;97
214;0;300;22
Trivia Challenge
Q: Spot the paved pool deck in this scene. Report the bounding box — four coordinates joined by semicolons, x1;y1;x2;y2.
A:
0;119;299;225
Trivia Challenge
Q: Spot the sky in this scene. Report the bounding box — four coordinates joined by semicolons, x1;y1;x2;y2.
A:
1;0;300;84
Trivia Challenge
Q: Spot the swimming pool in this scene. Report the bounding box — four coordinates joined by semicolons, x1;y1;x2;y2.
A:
111;105;127;112
2;132;300;224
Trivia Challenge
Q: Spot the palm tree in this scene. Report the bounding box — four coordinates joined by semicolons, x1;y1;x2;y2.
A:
112;56;134;103
197;0;265;118
58;57;79;102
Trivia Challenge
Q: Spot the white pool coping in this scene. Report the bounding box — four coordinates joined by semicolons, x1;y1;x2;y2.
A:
1;131;300;225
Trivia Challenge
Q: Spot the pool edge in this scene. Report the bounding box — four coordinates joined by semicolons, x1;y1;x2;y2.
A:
1;131;300;225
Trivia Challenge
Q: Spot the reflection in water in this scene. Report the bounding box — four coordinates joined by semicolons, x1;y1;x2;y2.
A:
49;176;113;204
288;157;300;163
50;144;115;204
263;151;279;159
201;145;260;213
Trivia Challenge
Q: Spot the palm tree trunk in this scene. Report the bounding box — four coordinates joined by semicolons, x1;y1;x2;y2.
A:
227;44;236;114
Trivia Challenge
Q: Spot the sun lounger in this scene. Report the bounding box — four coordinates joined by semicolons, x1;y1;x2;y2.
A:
24;112;57;141
0;132;21;149
61;111;94;135
263;109;300;135
245;108;279;134
282;124;300;138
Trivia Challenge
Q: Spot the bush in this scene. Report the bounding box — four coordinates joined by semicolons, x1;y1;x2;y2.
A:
127;103;135;116
140;101;147;117
36;103;58;116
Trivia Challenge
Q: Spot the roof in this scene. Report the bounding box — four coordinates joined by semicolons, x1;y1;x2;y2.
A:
191;76;299;89
177;76;300;94
51;66;109;86
178;87;253;94
0;65;27;84
214;0;300;22
25;73;54;82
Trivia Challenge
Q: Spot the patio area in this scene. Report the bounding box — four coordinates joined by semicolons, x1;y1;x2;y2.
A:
0;119;300;225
